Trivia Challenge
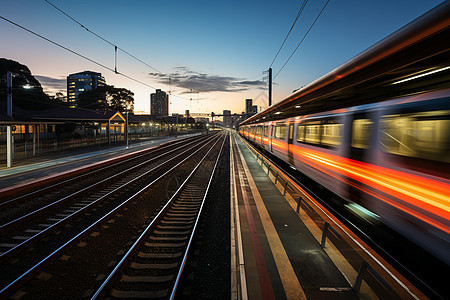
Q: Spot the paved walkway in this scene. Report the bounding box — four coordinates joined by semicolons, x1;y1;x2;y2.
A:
231;132;366;300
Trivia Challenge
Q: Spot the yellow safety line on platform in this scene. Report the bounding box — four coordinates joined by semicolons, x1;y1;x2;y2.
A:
235;135;306;300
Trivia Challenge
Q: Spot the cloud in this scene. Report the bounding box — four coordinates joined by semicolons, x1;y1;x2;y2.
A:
149;67;266;94
35;75;66;93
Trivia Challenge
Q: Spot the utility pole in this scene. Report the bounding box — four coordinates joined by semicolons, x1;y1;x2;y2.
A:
6;72;13;168
268;67;272;107
125;111;129;146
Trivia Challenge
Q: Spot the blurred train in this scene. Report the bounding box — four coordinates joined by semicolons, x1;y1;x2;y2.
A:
240;2;450;266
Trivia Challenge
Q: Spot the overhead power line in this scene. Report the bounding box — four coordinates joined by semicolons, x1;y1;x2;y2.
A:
0;15;196;103
43;0;197;102
270;0;309;68
0;15;158;90
44;0;163;75
274;0;331;80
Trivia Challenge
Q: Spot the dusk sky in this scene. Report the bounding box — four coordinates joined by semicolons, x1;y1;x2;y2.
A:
1;0;444;115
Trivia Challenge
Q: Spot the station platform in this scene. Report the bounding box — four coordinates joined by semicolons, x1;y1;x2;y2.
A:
0;134;200;190
230;132;424;300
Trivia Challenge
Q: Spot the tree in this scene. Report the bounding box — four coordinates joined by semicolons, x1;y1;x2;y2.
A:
0;58;60;110
78;85;134;112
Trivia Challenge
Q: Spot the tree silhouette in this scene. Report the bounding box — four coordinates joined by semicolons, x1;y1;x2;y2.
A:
0;58;62;110
77;85;134;112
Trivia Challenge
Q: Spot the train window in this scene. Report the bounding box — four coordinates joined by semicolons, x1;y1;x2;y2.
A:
297;119;342;147
297;125;305;142
274;125;286;139
263;126;269;137
352;119;372;149
381;110;450;163
305;124;321;144
322;122;342;147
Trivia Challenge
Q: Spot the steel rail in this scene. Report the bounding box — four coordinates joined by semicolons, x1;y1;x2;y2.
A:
0;132;223;298
0;134;217;261
0;135;211;230
169;131;227;299
90;131;227;299
0;135;200;209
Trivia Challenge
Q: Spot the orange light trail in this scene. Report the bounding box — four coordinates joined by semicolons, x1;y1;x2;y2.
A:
288;144;450;233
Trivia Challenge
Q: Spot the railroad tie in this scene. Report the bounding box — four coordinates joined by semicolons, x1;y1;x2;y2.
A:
157;225;192;230
110;289;168;299
149;236;188;241
144;241;186;248
129;262;178;269
121;274;174;283
160;219;195;224
137;251;182;259
153;230;190;235
166;212;197;217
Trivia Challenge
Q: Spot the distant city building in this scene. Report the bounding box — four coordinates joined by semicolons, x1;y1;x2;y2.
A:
189;112;210;118
223;110;231;128
67;71;105;108
150;89;169;116
245;99;252;114
194;117;209;124
245;99;257;116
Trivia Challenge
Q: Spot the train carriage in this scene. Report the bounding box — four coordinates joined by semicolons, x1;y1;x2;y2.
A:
239;2;450;265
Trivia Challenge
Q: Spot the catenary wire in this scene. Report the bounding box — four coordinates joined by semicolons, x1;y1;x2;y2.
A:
274;0;330;80
43;0;200;102
0;16;116;75
44;0;163;75
269;0;308;68
44;0;266;105
0;15;197;102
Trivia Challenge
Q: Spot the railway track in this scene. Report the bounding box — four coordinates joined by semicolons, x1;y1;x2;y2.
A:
0;131;226;299
93;131;227;299
0;133;216;259
0;134;203;211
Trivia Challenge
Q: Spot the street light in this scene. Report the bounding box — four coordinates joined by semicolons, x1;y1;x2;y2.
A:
5;71;34;167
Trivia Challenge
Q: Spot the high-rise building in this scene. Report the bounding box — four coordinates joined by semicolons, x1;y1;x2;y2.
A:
245;99;253;114
223;110;231;128
150;89;169;116
67;71;105;107
245;98;257;116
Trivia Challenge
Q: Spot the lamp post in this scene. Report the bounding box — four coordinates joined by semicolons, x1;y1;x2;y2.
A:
6;72;13;168
5;72;35;167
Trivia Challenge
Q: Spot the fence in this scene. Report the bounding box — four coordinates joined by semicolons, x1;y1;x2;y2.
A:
0;128;204;165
